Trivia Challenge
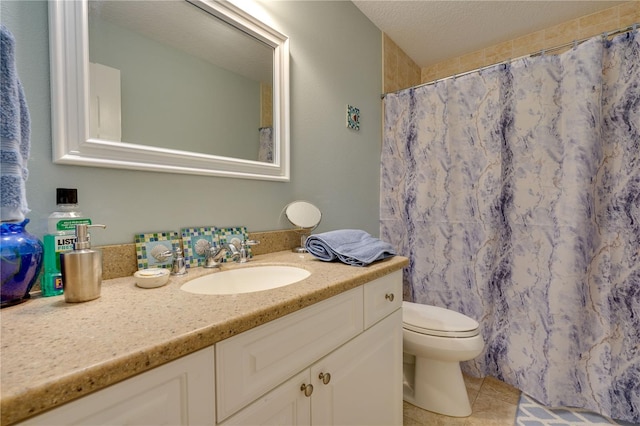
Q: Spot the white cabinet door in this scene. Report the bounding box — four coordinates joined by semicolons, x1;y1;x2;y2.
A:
216;286;363;422
19;347;215;426
310;309;403;426
220;370;311;426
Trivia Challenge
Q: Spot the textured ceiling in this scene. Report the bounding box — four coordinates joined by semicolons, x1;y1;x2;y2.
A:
351;1;626;68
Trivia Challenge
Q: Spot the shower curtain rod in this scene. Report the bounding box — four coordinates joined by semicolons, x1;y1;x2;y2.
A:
380;23;639;99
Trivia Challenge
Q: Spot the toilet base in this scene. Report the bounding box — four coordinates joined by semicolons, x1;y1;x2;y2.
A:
403;356;472;417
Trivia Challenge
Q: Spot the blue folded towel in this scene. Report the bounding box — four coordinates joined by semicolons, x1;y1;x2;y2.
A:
304;229;396;267
1;24;30;222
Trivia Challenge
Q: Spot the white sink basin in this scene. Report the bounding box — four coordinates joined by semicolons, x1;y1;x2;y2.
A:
180;265;311;295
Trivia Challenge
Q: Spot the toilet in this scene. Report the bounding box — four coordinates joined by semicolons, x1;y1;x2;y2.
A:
402;301;484;417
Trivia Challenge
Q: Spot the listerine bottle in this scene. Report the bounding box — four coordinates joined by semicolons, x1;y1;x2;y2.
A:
41;188;92;296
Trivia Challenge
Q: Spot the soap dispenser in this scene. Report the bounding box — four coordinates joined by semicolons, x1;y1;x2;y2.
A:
60;224;106;303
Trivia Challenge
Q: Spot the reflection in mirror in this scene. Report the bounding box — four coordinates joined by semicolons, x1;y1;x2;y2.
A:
49;0;290;180
88;0;273;161
285;201;322;253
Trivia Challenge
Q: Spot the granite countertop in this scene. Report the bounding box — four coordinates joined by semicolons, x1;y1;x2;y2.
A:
0;250;408;425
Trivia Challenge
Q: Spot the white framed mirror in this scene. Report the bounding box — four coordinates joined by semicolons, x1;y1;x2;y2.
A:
49;0;290;181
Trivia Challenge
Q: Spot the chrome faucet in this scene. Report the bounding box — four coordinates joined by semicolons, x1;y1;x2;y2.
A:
203;243;240;268
239;239;260;263
158;248;187;275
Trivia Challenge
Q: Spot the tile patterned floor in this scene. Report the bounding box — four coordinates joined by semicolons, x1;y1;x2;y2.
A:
403;375;637;426
403;375;521;425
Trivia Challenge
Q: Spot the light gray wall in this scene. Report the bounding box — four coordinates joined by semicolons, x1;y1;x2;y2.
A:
1;0;382;246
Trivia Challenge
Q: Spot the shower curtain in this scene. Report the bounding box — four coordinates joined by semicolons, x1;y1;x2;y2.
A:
258;126;273;163
381;31;639;422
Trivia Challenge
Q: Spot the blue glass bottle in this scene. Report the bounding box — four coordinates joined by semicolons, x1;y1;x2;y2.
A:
1;219;44;307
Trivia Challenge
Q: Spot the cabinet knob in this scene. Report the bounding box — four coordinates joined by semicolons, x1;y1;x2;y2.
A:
385;293;395;302
318;372;331;385
301;383;314;397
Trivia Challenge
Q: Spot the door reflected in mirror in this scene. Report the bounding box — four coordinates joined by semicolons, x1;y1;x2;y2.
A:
88;0;274;162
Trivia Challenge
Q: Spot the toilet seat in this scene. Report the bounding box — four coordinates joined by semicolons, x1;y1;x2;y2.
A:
403;301;479;338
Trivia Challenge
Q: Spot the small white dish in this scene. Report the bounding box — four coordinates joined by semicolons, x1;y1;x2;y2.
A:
134;268;170;289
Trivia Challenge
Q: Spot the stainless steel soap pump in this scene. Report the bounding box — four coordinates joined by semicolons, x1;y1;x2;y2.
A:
60;223;106;303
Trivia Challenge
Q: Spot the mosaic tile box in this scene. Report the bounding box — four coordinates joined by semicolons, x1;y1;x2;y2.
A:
181;227;218;268
217;226;252;261
134;231;180;270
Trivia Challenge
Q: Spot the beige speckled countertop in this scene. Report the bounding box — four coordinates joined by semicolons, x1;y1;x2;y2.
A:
0;251;408;425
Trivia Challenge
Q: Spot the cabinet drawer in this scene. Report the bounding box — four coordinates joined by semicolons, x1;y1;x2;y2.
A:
364;270;402;329
216;286;363;422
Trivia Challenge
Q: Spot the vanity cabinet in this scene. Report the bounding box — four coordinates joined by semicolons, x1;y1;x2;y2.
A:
16;270;402;426
220;270;403;426
19;347;215;425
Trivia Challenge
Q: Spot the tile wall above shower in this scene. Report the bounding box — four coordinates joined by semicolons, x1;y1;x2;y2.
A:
382;1;640;93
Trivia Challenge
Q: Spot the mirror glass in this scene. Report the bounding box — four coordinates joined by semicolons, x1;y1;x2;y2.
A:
88;1;273;161
285;201;322;253
49;0;290;180
285;201;322;229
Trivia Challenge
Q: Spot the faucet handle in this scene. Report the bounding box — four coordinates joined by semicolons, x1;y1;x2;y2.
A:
171;247;187;276
238;239;260;263
203;246;222;268
242;239;260;247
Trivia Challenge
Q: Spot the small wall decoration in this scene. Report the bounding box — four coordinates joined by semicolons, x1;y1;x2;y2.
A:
346;105;360;130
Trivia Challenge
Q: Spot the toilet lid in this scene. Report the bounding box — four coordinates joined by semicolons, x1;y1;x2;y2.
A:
403;301;480;338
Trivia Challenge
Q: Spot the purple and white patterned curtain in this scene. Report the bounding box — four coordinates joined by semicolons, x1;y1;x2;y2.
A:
381;30;639;423
258;126;273;163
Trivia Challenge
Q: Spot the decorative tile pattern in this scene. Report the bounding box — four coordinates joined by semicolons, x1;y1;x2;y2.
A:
217;226;250;262
134;231;180;270
346;104;360;130
181;227;218;268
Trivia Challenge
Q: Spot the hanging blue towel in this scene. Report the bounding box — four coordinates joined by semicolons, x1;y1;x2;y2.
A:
304;229;397;267
0;24;30;223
